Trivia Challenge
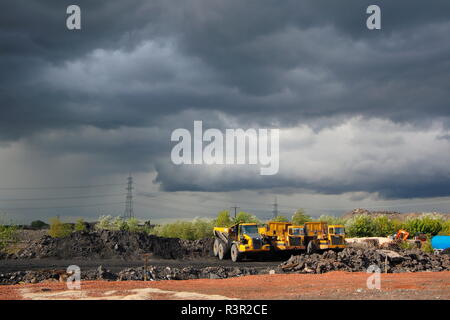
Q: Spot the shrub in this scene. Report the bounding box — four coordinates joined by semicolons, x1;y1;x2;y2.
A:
438;220;450;235
404;215;443;236
372;215;397;237
151;219;215;240
0;224;18;251
316;215;346;225
215;210;233;227
95;215;114;230
233;212;260;224
30;220;49;230
48;218;73;238
74;219;87;232
272;215;289;222
345;215;375;237
292;209;311;225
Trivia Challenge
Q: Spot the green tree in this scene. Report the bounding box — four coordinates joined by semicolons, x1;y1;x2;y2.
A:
215;210;233;227
372;215;396;237
292;209;311;225
346;215;375;237
48;217;73;238
272;215;289;222
404;215;443;236
233;211;259;224
30;220;49;230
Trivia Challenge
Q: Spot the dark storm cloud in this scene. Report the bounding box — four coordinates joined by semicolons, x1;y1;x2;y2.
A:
1;0;450;201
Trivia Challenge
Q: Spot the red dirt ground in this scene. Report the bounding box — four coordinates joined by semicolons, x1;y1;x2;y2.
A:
1;271;449;300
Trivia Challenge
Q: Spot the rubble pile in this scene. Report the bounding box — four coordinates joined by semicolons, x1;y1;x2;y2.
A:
279;247;450;274
0;265;265;285
5;230;213;260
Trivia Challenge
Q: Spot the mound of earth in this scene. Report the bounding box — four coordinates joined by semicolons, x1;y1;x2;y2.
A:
279;246;450;274
0;265;266;285
3;230;213;260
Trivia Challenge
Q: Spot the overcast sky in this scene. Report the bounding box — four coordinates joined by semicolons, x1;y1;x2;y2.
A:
1;0;450;223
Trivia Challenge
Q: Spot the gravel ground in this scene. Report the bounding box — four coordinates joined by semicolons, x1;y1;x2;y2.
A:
1;271;449;300
0;257;282;274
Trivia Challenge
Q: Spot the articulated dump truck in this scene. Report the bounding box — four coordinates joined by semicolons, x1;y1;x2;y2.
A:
213;223;271;262
213;221;346;262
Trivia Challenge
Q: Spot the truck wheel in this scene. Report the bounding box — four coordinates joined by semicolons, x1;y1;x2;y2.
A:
213;239;220;257
307;241;316;254
231;244;242;262
218;242;227;260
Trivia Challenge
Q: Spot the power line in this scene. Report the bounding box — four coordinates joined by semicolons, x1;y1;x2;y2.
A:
0;193;126;202
0;201;125;211
0;183;125;191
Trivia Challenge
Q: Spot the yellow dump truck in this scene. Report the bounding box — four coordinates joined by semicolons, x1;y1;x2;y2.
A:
213;223;270;262
259;222;305;252
303;222;346;253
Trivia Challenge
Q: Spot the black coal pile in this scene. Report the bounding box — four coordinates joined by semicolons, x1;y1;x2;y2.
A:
279;247;450;274
0;270;61;285
117;265;262;281
6;230;213;260
0;265;265;285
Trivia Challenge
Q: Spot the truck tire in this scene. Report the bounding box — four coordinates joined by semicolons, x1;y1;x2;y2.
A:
218;241;227;260
213;239;220;257
307;241;317;254
230;243;242;262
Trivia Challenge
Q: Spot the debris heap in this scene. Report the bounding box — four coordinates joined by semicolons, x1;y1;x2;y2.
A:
6;230;213;260
279;247;450;274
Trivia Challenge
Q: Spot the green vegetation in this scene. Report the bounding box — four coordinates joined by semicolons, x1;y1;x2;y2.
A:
404;215;443;236
346;215;376;237
30;220;49;230
48;217;73;238
233;211;260;224
0;221;18;251
215;210;233;227
150;219;215;240
316;215;345;225
272;215;289;222
74;219;87;232
95;215;144;232
291;209;311;225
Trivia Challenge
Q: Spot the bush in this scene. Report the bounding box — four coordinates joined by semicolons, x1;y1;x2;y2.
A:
346;215;375;237
151;219;215;240
233;212;260;224
215;210;233;227
0;224;18;251
95;215;141;232
292;209;311;225
316;215;346;225
48;218;73;238
95;215;114;230
272;215;289;222
74;219;87;232
30;220;49;230
404;215;443;236
438;220;450;235
372;216;397;237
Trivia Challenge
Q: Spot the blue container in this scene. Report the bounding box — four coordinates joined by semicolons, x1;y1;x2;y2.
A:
431;235;450;250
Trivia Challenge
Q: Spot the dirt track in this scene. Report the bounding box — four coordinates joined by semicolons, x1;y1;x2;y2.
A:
0;257;281;274
1;271;449;300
